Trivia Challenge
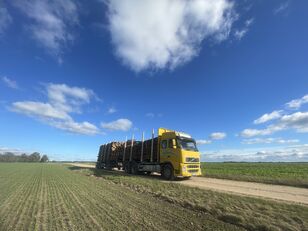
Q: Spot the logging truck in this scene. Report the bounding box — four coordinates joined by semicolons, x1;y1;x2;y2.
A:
96;128;201;180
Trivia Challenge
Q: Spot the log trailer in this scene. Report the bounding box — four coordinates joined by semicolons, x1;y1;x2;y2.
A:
96;128;201;180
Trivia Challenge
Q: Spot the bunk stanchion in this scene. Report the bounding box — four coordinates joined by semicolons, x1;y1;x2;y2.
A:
129;134;134;162
122;136;127;167
140;132;144;162
150;129;154;162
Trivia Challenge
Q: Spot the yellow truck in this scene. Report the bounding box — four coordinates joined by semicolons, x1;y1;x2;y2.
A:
96;128;202;180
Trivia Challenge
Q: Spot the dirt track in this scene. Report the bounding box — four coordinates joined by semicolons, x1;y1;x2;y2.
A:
70;163;96;168
176;177;308;205
70;163;308;205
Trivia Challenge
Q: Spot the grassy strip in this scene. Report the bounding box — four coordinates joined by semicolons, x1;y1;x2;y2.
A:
201;162;308;188
76;167;308;231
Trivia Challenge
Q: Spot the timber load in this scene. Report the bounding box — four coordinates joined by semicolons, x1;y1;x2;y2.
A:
96;138;159;169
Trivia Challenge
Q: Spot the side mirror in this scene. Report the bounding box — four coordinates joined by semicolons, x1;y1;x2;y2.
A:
172;139;177;149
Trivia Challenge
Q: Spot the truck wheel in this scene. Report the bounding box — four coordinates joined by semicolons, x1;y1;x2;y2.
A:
162;164;175;180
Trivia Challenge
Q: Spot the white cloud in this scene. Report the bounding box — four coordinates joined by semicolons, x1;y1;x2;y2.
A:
280;112;308;133
242;137;299;145
1;76;18;89
47;83;94;113
146;112;163;118
146;113;155;118
234;29;247;41
241;111;308;137
0;6;12;35
253;110;282;124
240;123;287;138
240;128;271;137
107;0;236;71
12;101;71;120
11;83;100;135
107;106;117;114
286;94;308;110
245;18;254;27
101;118;132;131
210;132;226;140
12;0;79;62
197;131;226;145
0;146;27;155
241;95;308;137
50;120;100;135
196;140;212;145
234;18;254;40
202;144;308;162
274;2;289;15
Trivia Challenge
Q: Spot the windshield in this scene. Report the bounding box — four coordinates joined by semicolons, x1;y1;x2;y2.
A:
177;138;198;151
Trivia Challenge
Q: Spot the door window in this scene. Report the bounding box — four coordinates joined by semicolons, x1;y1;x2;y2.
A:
161;140;167;149
168;139;175;148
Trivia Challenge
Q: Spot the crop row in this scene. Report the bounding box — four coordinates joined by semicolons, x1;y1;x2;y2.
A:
0;163;239;230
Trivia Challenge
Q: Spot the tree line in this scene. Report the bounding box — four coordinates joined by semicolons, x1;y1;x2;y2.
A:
0;152;49;162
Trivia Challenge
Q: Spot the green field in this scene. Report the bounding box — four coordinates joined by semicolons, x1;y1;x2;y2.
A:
201;162;308;188
1;163;307;231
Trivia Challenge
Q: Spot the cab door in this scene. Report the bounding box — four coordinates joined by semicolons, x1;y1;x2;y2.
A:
160;137;180;171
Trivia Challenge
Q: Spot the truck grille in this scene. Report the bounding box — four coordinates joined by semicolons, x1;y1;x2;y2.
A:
187;165;199;169
186;157;199;163
188;169;199;173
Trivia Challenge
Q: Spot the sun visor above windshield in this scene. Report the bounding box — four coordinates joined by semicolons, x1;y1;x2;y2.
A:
175;132;192;139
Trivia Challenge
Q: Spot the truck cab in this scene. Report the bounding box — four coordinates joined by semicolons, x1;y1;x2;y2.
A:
158;128;202;179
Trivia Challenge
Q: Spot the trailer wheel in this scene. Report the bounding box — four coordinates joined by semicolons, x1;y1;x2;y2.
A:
162;164;175;180
124;163;131;174
131;163;138;175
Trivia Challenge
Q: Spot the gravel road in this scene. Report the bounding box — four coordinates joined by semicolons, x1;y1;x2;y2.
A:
70;163;308;205
176;176;308;205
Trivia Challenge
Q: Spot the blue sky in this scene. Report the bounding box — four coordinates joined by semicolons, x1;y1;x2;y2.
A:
0;0;307;161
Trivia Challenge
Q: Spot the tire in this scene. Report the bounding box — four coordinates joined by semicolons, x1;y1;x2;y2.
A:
124;163;131;174
131;162;140;175
162;164;175;180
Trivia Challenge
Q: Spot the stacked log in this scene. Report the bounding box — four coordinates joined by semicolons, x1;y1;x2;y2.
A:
109;142;125;164
123;138;158;162
96;142;125;168
96;138;159;169
96;144;106;169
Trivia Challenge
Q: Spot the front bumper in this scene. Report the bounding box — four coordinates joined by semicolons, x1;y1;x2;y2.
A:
177;163;202;177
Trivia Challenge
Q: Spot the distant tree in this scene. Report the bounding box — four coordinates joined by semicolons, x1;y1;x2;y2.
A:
29;152;41;162
0;152;44;162
20;153;28;162
40;155;49;163
4;152;15;162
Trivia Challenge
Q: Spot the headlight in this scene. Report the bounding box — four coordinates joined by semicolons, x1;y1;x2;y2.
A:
182;166;187;172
